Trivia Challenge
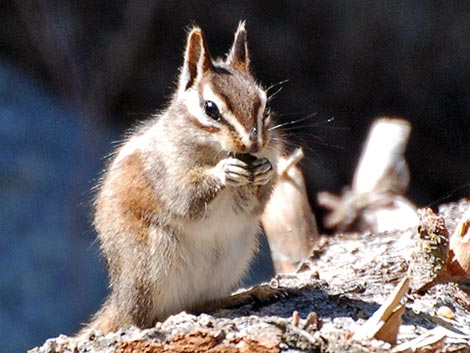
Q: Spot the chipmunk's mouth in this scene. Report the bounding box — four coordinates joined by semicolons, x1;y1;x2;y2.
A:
233;152;257;164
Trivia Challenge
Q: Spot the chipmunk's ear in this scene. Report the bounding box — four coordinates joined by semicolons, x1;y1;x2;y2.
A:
179;27;213;93
226;21;250;72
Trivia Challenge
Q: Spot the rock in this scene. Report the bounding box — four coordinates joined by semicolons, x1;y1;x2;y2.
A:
30;200;470;353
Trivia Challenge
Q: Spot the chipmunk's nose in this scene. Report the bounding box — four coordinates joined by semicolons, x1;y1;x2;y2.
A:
248;127;259;152
249;127;257;141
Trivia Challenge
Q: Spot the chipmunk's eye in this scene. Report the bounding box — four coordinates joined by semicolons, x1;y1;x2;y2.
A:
203;101;222;121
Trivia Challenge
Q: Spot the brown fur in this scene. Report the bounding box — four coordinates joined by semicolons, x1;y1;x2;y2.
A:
109;153;158;240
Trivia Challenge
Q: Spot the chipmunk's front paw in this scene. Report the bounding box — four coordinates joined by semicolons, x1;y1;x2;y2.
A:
251;157;274;185
213;155;274;187
214;157;252;187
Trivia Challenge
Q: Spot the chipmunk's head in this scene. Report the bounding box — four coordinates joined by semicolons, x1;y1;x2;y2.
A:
176;22;272;155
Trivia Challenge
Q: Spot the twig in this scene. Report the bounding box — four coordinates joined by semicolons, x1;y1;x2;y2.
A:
353;275;410;344
318;117;418;232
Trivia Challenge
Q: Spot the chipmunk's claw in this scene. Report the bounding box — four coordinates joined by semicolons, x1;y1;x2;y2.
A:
226;282;290;308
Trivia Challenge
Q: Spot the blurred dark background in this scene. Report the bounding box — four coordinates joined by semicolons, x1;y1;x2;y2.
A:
1;1;469;352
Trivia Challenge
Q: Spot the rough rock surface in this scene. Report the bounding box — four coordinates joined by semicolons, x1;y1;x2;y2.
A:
30;200;470;353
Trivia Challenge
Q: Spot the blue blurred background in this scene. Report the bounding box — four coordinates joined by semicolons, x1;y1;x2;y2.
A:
1;1;469;352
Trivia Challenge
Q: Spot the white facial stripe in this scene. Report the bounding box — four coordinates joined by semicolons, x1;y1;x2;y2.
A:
183;89;218;128
226;110;252;148
202;85;252;148
257;89;267;147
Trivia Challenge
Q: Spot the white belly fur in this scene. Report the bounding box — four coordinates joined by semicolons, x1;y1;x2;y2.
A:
150;189;259;319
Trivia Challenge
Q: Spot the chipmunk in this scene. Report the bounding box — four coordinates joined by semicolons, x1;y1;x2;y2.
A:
82;22;284;335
